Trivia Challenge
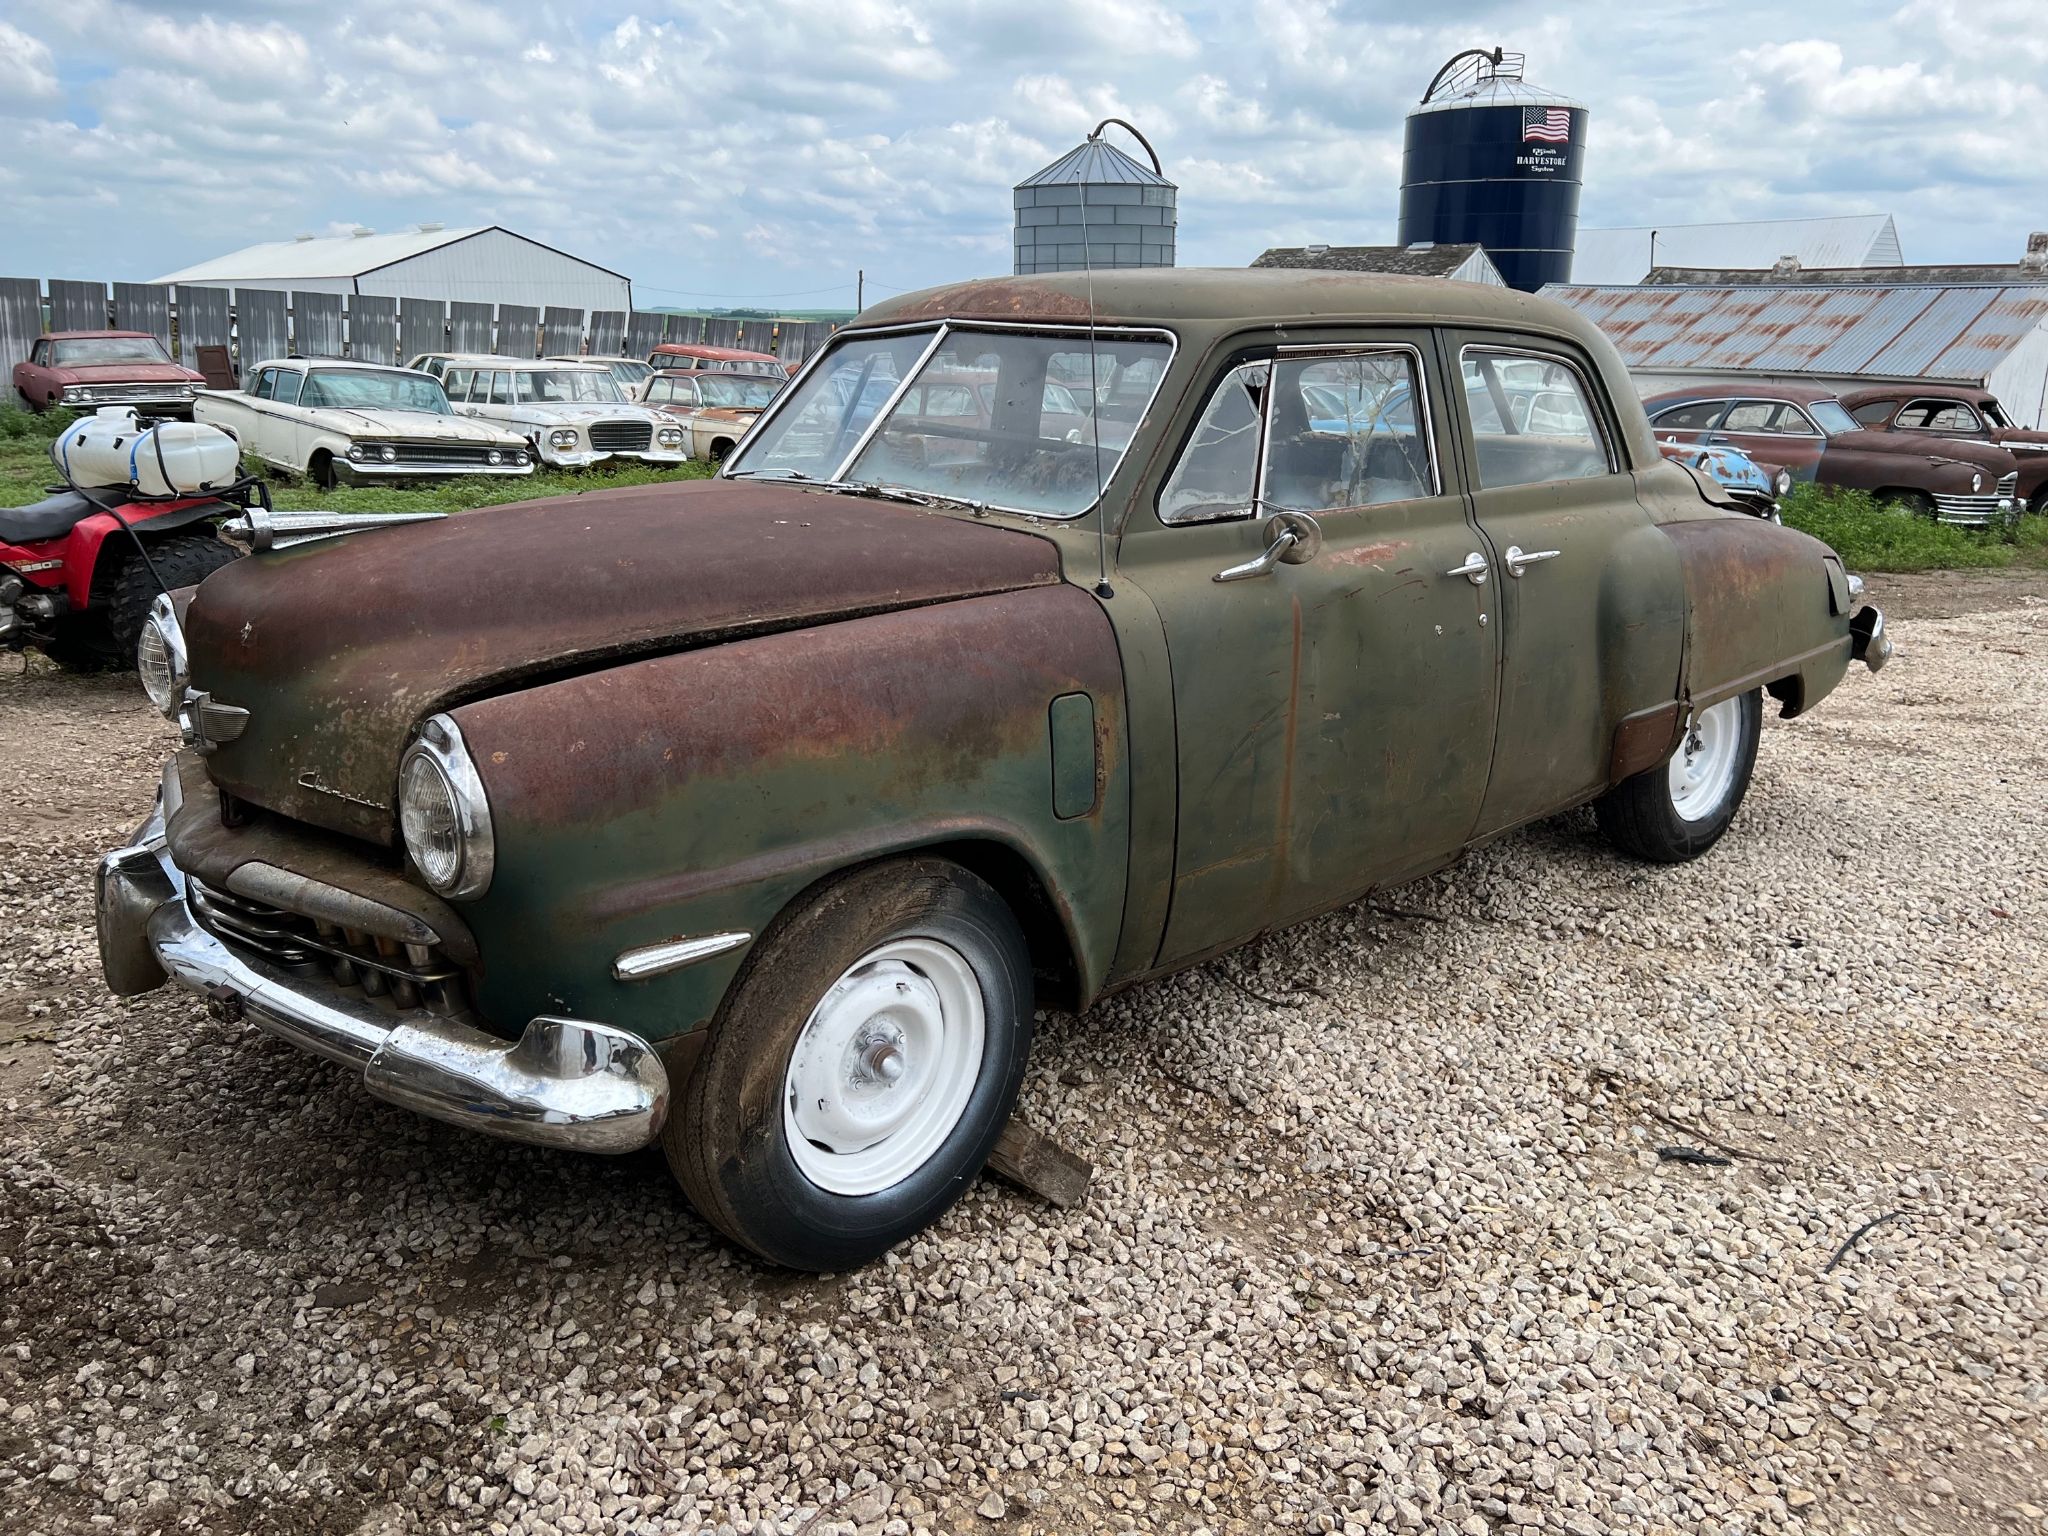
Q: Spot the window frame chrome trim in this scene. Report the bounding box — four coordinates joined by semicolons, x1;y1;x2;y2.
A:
1457;342;1619;481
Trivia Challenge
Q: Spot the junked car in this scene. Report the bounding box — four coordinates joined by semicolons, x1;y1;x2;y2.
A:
193;361;534;489
637;369;783;462
1840;384;2048;514
1656;439;1788;522
98;269;1890;1272
1643;382;2021;527
648;343;793;379
545;355;655;394
14;331;207;418
412;355;687;469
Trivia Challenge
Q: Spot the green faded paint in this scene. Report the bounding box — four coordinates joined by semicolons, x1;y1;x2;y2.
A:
1048;693;1098;820
165;270;1874;1057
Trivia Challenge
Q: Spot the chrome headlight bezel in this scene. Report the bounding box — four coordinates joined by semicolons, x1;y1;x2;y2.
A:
398;713;494;900
655;426;684;447
136;593;189;719
1774;469;1793;497
1972;471;1984;493
549;428;579;450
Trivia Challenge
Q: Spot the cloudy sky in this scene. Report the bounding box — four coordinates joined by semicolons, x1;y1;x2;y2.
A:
1;0;2042;310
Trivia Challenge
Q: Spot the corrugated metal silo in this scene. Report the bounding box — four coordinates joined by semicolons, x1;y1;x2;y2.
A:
1398;49;1587;293
1014;120;1176;276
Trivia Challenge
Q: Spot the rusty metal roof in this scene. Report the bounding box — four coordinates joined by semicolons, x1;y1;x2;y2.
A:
1541;281;2048;383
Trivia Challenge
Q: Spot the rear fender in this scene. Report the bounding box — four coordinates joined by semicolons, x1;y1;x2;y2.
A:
448;584;1131;1044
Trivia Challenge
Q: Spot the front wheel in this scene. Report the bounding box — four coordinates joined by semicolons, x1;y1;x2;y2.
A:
1596;690;1762;864
107;531;239;660
664;857;1034;1270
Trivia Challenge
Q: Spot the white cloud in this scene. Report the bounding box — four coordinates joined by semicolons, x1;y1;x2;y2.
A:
0;21;60;103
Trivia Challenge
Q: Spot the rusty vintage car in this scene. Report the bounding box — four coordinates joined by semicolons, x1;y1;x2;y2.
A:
1642;381;2021;527
1840;384;2048;514
95;271;1890;1270
14;330;207;417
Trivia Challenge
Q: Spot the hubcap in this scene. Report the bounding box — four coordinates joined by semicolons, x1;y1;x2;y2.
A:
1668;697;1743;823
782;937;986;1196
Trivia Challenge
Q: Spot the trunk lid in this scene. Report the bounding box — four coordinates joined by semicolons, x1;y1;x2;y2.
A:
186;479;1063;843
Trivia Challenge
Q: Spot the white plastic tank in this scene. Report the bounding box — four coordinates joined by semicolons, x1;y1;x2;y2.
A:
52;407;241;497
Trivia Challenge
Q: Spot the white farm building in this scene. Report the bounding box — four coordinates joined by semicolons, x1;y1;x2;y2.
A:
152;225;630;313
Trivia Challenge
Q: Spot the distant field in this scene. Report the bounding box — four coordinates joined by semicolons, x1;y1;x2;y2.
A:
0;403;715;515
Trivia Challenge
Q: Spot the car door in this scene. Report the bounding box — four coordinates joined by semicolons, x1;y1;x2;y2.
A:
1709;399;1826;478
242;366;288;465
1447;336;1685;837
1129;330;1500;967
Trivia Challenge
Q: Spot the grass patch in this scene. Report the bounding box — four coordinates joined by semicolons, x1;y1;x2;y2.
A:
1778;483;2047;573
0;406;714;514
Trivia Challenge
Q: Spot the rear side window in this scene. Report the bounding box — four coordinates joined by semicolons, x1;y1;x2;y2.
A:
1851;399;1895;426
1463;349;1612;490
1897;400;1982;432
1650;400;1727;431
1721;402;1780;432
486;371;514;405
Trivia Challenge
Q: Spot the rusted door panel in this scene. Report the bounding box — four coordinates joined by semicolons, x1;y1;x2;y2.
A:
447;585;1129;1043
1130;327;1499;968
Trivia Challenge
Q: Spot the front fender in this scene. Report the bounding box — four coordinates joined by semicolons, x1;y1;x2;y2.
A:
447;584;1131;1043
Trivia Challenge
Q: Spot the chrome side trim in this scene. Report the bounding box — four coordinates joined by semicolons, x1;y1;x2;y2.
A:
614;931;753;981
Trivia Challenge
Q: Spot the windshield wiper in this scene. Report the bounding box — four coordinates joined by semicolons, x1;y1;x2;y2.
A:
724;467;814;481
813;480;990;514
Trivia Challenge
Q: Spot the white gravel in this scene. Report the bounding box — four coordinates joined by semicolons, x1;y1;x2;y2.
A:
1;573;2044;1536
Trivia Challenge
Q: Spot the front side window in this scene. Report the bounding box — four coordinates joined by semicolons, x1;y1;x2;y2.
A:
644;377;671;403
444;367;475;401
1463;348;1611;491
1158;362;1266;524
728;324;1173;517
1721;401;1781;433
250;368;275;400
486;371;514;406
30;340;48;366
273;369;304;406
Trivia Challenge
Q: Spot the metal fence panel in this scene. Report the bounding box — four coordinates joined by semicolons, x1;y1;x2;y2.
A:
112;282;172;354
450;301;493;354
626;311;666;357
49;279;108;333
589;310;626;355
495;304;539;357
237;289;290;373
541;305;583;356
666;315;706;346
701;317;743;349
293;291;344;358
351;294;398;365
174;286;231;370
0;278;42;369
398;298;446;366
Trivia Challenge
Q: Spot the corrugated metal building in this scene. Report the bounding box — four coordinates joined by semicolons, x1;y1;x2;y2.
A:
1572;214;1902;287
1252;243;1506;286
152;225;630;312
1542;281;2048;427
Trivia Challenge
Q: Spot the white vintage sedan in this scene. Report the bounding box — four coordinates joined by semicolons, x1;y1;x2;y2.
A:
193;360;534;489
407;355;687;468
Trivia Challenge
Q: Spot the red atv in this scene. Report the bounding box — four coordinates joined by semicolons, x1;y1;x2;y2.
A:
2;430;266;671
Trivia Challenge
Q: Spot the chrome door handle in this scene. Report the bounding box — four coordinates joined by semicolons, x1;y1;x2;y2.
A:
1504;545;1560;577
1444;551;1489;586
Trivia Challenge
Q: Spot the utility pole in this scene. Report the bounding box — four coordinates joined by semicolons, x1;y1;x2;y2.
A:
857;269;864;311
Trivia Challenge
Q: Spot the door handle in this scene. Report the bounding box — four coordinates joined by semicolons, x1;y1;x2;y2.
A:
1444;551;1489;586
1214;510;1325;583
1503;545;1561;577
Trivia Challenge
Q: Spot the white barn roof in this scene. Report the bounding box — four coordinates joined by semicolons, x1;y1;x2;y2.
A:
151;225;631;312
1571;215;1902;287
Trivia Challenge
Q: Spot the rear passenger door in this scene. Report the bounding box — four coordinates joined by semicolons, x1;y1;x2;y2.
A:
1446;335;1685;837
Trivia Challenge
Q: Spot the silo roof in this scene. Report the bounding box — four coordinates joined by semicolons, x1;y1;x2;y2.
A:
1541;280;2048;384
1018;139;1175;189
1410;76;1584;115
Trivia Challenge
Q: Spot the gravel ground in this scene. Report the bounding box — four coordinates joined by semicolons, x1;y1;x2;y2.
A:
2;573;2044;1536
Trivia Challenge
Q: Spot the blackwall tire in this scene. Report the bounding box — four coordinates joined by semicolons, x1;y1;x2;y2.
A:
1595;690;1762;865
663;857;1034;1271
106;532;238;660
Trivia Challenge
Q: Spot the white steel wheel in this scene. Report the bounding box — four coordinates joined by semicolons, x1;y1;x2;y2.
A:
1668;697;1745;823
781;937;987;1197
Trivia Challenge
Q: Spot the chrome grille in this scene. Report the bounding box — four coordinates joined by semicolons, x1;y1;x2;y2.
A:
385;442;503;465
188;878;467;1016
589;420;653;453
1930;472;2019;528
75;383;189;401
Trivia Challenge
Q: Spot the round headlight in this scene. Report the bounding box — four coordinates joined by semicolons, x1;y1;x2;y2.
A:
380;444;398;464
348;444;369;461
1774;469;1792;496
550;429;578;449
398;714;494;899
657;427;682;444
486;449;502;465
136;595;188;719
1971;471;1984;493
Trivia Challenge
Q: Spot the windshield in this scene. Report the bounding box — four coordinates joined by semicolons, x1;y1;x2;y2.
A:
729;324;1173;516
298;369;452;414
516;369;624;405
53;336;172;366
1809;399;1859;436
699;374;783;408
595;359;651;388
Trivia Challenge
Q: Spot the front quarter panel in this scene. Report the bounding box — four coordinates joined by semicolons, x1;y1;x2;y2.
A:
447;584;1130;1043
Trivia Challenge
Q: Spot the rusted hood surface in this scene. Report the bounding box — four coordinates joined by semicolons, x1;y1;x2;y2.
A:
186;479;1062;843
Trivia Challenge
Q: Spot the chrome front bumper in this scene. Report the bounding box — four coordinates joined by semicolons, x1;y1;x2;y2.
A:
95;802;668;1154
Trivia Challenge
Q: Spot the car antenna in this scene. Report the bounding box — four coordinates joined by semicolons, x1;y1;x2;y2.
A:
1077;126;1113;599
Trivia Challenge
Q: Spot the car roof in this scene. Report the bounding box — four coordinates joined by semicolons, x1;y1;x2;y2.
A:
46;330;162;341
544;354;645;364
1643;382;1844;408
1836;383;1990;408
650;344;782;361
431;354;606;370
249;357;436;376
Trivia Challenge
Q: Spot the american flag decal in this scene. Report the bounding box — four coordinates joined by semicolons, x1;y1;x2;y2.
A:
1522;107;1571;143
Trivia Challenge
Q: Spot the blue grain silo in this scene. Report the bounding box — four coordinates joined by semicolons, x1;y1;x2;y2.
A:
1013;121;1177;276
1397;49;1587;292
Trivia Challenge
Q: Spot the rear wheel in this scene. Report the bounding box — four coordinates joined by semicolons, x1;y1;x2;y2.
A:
1596;691;1762;864
664;857;1034;1270
106;530;238;659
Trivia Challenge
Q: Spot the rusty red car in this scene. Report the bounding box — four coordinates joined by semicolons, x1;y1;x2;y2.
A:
13;331;206;418
1642;381;2021;526
1839;385;2048;514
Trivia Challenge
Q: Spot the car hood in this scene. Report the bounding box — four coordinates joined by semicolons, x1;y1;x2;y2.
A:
49;361;201;384
185;479;1063;844
311;408;525;444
